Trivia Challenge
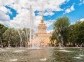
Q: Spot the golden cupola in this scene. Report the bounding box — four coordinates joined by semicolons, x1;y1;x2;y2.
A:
37;19;47;34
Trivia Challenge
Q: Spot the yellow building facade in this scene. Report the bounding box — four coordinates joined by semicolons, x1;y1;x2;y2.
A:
31;19;51;47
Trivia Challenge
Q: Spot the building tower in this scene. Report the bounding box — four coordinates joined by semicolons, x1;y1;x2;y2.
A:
30;17;51;47
35;18;51;46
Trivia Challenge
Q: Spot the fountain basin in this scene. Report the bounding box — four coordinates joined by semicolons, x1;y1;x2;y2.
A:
0;47;83;62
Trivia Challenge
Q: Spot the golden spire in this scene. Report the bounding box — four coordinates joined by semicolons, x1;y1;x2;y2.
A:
41;16;44;23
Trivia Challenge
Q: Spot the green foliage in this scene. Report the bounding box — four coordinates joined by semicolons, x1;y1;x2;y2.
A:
0;24;8;37
0;17;84;47
3;28;30;47
0;24;8;47
3;28;20;47
51;16;70;46
53;16;70;30
68;21;84;46
51;16;84;46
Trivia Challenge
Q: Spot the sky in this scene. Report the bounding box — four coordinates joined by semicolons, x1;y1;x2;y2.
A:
0;0;84;32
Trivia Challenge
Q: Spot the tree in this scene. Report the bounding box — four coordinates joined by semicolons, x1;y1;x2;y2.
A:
3;28;20;47
68;21;84;46
0;24;8;47
77;21;84;45
51;16;70;46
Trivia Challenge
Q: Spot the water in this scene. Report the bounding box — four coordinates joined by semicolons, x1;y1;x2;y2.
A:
0;47;84;62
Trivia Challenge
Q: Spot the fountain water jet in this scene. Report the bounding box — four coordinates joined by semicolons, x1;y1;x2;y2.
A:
17;30;23;47
9;59;18;62
40;58;47;61
58;33;65;50
79;44;84;57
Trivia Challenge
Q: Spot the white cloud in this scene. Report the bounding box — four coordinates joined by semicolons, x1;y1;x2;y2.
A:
79;0;84;5
44;12;54;16
71;21;76;25
71;5;75;10
43;9;55;16
0;10;10;27
1;0;16;5
80;18;84;21
65;9;71;13
45;20;54;28
9;10;30;28
37;9;55;16
0;11;10;21
0;0;67;11
0;0;67;31
0;6;8;13
64;5;75;14
71;18;84;25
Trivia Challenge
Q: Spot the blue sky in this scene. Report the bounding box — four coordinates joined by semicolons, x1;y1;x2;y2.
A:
5;0;84;22
0;0;84;31
5;6;18;20
43;0;84;22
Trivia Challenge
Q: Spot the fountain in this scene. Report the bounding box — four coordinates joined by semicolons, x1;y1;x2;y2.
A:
14;49;25;53
58;43;72;53
9;59;18;62
17;30;23;47
28;1;49;49
27;35;41;49
79;44;84;56
73;44;84;60
27;5;40;49
58;42;64;49
0;1;84;62
57;33;73;52
0;48;7;52
40;58;47;61
58;33;64;49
